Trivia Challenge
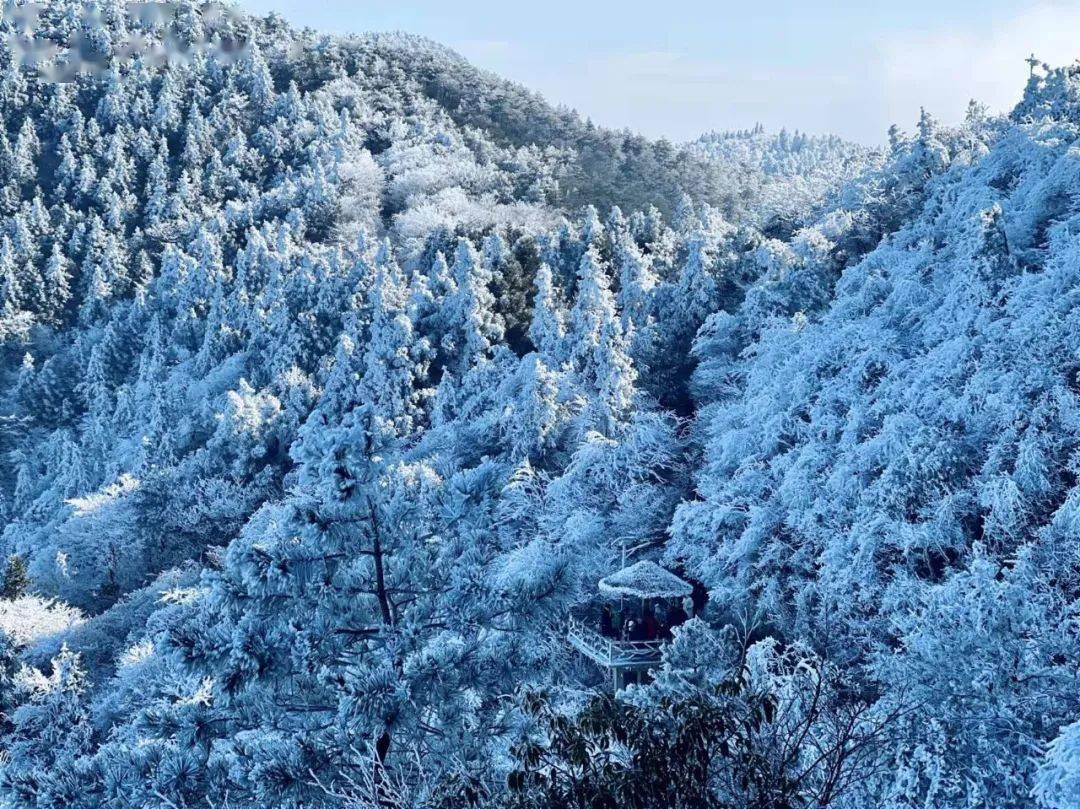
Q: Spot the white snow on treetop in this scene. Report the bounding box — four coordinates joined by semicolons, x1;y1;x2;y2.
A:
598;561;692;599
0;597;85;646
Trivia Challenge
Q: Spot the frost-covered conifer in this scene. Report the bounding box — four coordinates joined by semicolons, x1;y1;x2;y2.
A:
443;238;504;376
614;234;657;341
568;246;636;431
528;262;566;365
11;119;39;188
1;646;90;806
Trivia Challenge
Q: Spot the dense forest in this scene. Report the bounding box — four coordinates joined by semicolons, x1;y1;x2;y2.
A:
0;2;1077;807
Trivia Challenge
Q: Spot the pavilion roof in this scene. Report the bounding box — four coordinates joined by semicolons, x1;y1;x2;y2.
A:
598;561;693;599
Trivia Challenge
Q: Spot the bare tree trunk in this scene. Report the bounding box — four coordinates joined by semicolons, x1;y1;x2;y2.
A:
368;506;394;627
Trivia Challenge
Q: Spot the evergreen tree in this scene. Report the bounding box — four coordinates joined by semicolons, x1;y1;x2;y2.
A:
527;262;566;365
443;238;504;376
0;238;22;313
1;555;29;600
354;241;422;434
11;118;39;188
568;246;636;432
1;647;91;807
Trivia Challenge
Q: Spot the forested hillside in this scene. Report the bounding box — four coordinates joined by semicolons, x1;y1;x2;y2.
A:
692;125;880;234
0;2;1077;807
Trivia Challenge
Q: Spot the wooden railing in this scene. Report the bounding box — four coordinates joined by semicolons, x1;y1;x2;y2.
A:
567;617;664;669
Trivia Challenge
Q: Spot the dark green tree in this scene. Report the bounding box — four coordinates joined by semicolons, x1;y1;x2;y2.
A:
1;555;28;601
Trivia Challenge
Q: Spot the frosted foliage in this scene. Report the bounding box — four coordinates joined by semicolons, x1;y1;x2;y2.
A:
0;598;84;647
1036;721;1080;809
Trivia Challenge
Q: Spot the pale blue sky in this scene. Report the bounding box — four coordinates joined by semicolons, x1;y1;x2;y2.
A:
243;0;1080;145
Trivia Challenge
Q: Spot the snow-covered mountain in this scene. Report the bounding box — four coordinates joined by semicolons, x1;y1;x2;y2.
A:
0;3;1077;807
